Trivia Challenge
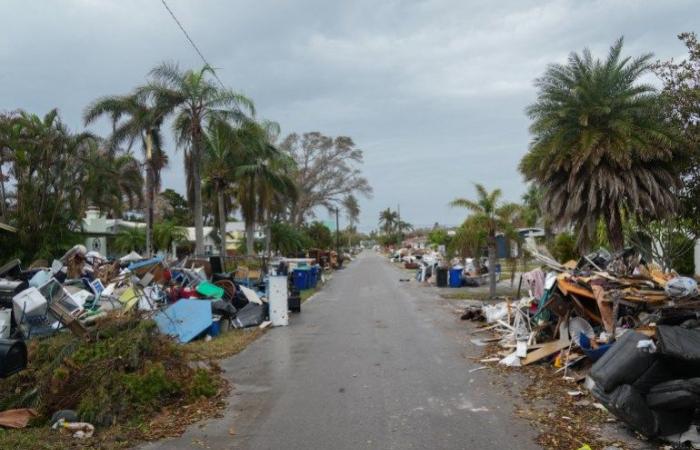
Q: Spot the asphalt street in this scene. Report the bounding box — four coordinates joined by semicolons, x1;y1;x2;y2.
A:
141;251;540;450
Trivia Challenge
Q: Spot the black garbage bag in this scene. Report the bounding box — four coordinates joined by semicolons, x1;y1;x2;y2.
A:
590;330;657;393
232;303;267;328
647;378;700;410
211;300;237;319
232;288;250;310
657;325;700;365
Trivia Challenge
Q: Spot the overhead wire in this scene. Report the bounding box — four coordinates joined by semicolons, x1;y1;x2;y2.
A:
159;0;227;89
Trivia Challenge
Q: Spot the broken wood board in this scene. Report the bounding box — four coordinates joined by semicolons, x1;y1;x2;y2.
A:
521;339;571;366
471;324;498;334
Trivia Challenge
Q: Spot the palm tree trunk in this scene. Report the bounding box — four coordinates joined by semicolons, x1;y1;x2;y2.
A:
0;153;6;221
488;232;497;298
193;141;205;256
145;132;154;258
608;207;625;251
217;187;227;258
264;210;272;258
245;220;255;256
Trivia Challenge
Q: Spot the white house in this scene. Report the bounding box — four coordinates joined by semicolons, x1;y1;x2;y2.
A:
83;207;265;257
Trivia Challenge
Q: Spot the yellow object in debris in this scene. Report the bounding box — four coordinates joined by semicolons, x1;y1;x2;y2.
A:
553;353;564;368
118;286;139;311
577;445;592;450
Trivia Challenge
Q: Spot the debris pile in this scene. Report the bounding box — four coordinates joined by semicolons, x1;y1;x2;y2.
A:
462;244;700;445
0;246;323;441
0;246;319;348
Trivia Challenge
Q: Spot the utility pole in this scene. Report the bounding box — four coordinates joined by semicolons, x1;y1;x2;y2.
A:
335;207;340;257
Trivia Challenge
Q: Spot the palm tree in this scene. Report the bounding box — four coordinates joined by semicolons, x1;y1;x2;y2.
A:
378;208;398;235
235;120;297;255
114;226;146;253
142;62;254;256
520;38;678;251
450;184;513;298
81;141;144;217
396;220;413;236
84;92;169;257
203;119;237;257
343;195;360;246
153;220;187;257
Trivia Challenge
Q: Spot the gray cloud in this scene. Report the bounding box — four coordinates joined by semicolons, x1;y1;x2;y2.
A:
1;0;698;230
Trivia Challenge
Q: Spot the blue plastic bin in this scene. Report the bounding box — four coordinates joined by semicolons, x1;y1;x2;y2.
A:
449;268;463;288
311;265;321;287
293;268;310;290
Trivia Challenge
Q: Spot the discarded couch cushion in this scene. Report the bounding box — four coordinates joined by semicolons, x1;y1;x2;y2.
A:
632;360;675;394
590;330;656;393
646;378;700;410
232;303;266;329
606;384;658;437
211;300;237;319
656;325;700;365
654;408;695;437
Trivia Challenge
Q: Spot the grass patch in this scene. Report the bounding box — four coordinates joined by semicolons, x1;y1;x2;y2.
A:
185;328;263;361
300;288;318;303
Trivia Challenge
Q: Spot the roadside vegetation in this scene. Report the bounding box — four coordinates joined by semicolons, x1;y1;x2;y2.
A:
0;62;372;262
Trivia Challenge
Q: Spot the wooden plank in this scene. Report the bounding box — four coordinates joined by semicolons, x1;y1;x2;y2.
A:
570;294;603;324
521;339;570;366
557;278;595;299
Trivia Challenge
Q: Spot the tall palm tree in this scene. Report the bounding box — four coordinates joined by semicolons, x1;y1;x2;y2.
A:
84;92;169;257
343;195;360;228
203;119;237;257
520;38;678;251
142;62;254;256
378;208;398;235
450;184;513;298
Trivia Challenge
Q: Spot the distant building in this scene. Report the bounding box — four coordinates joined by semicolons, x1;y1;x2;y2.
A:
82;207;264;257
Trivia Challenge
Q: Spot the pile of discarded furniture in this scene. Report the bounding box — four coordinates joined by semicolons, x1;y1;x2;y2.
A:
462;244;700;444
0;246;318;380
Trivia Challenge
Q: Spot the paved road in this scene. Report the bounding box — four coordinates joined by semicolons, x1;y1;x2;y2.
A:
142;252;540;450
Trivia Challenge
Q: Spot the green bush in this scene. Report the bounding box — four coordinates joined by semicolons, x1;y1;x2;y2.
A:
551;232;578;262
189;368;218;399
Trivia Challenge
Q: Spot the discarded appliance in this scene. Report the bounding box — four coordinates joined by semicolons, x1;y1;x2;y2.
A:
268;276;288;327
232;302;266;329
154;299;213;344
0;339;27;378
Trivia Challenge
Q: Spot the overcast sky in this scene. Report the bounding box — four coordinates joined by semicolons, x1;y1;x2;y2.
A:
1;0;698;231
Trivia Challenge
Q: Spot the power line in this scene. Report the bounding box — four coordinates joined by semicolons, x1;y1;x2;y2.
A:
159;0;226;89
